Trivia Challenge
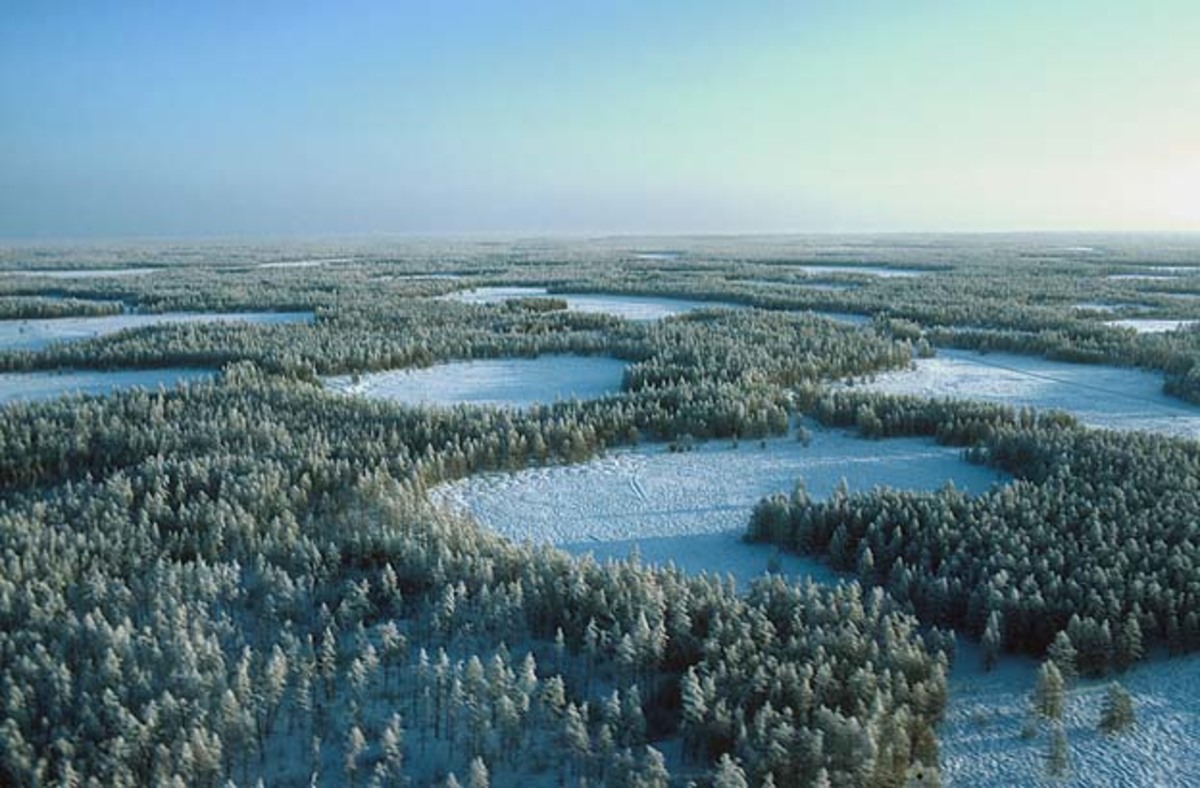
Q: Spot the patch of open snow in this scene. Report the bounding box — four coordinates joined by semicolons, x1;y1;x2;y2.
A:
631;251;682;260
391;272;463;280
0;311;314;352
0;268;161;279
813;311;871;326
859;349;1200;438
1107;273;1178;281
431;428;1003;587
257;257;355;269
324;355;626;409
439;286;549;304
1072;302;1145;313
737;279;856;291
942;643;1200;787
796;265;924;278
1145;266;1200;274
1104;318;1198;334
0;368;213;405
561;530;841;588
440;287;740;320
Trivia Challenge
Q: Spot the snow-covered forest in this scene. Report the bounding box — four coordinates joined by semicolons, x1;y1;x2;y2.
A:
3;235;1200;785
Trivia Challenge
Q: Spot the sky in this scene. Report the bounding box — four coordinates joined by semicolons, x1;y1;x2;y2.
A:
1;0;1198;238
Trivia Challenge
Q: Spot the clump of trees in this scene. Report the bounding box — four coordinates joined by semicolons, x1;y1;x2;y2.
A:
749;393;1200;671
0;296;123;319
0;369;944;784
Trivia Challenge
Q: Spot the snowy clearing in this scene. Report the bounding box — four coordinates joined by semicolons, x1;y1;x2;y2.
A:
1104;318;1198;334
736;279;856;291
0;368;213;405
1106;273;1178;281
942;645;1200;787
324;355;627;409
256;257;357;269
431;428;1004;587
0;268;161;279
1072;302;1145;313
0;311;314;352
440;286;740;320
796;265;924;278
813;311;870;326
858;349;1200;438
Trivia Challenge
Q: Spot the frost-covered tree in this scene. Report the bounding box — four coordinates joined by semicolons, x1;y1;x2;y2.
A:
1099;682;1136;734
1034;661;1065;720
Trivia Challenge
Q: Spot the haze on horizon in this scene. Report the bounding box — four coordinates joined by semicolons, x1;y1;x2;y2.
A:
2;0;1197;239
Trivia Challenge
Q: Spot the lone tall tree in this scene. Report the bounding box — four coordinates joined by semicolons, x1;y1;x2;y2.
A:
1099;682;1136;734
1034;661;1065;720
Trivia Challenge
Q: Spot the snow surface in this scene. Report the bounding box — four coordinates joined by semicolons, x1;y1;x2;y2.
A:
795;265;924;278
0;268;160;279
431;428;1004;588
1072;302;1144;313
1145;266;1200;274
942;644;1200;787
858;349;1200;438
1107;273;1178;281
0;311;314;352
737;279;856;291
257;257;355;269
0;368;213;405
324;355;627;409
813;311;871;326
1104;318;1198;334
440;287;740;320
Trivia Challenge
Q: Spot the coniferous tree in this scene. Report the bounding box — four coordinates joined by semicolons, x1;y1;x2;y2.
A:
1098;683;1136;734
1034;661;1066;721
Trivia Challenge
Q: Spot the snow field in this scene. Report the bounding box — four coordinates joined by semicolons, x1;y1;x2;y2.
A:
0;268;160;278
1104;318;1198;334
324;355;627;409
941;643;1200;787
0;368;214;405
0;310;314;352
431;428;1004;588
859;348;1200;438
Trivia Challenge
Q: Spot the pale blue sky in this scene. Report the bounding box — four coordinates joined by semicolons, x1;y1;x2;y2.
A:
1;1;1197;237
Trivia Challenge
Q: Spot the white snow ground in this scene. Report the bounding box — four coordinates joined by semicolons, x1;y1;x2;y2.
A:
431;428;1004;588
1104;318;1198;334
0;368;213;405
1106;273;1178;281
439;287;740;320
257;258;355;268
1072;302;1145;313
0;268;160;278
0;311;313;352
942;644;1200;787
858;349;1200;438
795;265;924;278
324;355;627;409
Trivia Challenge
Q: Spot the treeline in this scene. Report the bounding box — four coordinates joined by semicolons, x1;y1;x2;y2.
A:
0;370;948;786
749;392;1200;673
0;302;912;394
0;296;123;320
